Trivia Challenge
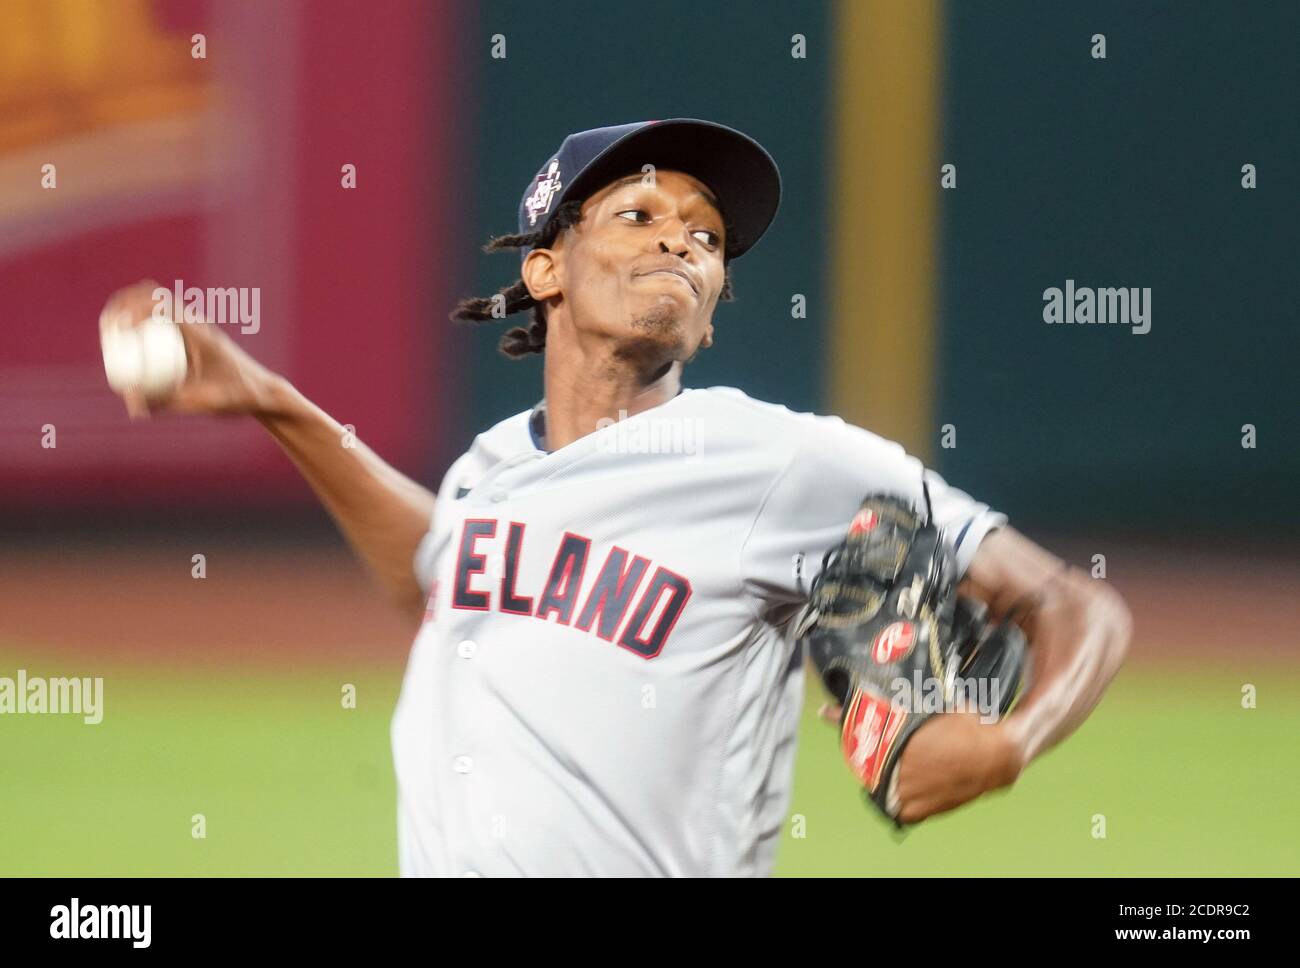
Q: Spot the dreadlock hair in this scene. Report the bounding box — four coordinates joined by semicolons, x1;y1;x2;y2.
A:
449;198;737;359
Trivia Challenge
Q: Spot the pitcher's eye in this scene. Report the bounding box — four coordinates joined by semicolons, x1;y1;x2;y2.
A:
616;209;650;223
693;229;720;248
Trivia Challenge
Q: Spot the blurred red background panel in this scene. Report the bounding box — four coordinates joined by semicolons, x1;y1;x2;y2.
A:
0;0;463;510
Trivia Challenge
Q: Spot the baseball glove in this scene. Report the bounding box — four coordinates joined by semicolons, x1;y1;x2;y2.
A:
793;491;1029;825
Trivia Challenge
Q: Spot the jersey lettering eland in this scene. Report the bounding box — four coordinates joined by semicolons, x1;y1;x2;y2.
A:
451;518;692;657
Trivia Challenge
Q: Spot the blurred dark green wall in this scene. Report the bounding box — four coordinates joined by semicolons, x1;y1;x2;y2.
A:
447;1;1295;539
937;2;1299;535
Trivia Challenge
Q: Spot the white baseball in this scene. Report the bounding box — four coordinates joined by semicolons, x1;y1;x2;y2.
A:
102;317;188;397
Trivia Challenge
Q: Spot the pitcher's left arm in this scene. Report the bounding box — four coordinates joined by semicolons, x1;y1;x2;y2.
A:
891;526;1132;823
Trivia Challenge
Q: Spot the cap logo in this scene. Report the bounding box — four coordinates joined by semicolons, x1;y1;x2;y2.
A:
525;159;563;227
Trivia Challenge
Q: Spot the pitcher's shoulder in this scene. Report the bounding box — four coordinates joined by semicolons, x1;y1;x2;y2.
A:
468;406;535;457
688;386;884;447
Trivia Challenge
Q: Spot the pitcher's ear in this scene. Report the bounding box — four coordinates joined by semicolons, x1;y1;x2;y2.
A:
521;248;562;303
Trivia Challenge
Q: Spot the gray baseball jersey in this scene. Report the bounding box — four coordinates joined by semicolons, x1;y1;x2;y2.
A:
391;386;1005;876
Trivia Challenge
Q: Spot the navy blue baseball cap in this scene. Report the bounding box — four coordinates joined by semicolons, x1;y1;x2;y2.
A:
516;118;781;263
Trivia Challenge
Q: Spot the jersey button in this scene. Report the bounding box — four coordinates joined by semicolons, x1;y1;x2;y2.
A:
489;488;508;503
457;639;477;659
453;755;474;774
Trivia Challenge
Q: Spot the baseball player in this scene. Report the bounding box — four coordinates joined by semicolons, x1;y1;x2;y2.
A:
100;118;1131;877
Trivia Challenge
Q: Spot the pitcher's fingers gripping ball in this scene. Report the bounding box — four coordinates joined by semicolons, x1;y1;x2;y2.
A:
99;281;189;416
101;315;188;399
796;493;1030;825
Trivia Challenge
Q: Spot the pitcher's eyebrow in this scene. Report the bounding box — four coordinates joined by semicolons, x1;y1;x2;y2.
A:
609;173;722;215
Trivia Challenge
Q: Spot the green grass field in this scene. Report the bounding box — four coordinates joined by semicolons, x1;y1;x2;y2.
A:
3;655;1297;876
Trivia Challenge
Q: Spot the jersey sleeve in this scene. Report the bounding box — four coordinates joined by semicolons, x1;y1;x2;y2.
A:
412;518;439;594
738;412;1006;609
